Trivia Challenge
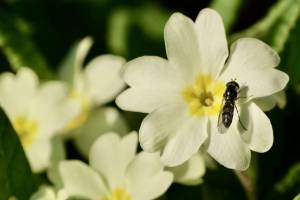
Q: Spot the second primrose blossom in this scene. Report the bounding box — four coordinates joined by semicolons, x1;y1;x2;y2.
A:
0;68;78;172
49;132;173;200
59;37;126;131
116;8;289;170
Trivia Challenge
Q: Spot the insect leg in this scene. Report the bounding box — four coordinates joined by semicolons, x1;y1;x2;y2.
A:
234;104;247;131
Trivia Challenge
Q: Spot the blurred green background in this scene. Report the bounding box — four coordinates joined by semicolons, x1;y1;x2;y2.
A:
0;0;300;199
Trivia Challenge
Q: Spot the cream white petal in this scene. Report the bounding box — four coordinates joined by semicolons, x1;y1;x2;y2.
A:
123;56;184;89
31;81;80;136
219;38;288;99
117;56;184;113
89;132;138;190
0;68;38;119
57;160;108;199
207;117;251;170
59;37;93;86
168;152;205;185
30;186;57;200
116;87;181;113
160;116;208;167
239;102;273;153
26;137;50;173
164;12;200;82
125;152;173;200
254;90;287;111
72;107;128;157
139;103;189;153
195;8;228;78
84;54;126;105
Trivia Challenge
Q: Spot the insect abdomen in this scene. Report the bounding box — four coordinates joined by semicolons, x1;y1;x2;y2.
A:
222;101;234;128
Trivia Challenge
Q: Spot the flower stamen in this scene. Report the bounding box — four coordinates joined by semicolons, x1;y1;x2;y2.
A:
182;74;225;116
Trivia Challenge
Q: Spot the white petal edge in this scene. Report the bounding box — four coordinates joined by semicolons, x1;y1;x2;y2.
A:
125;152;173;200
72;107;128;158
240;102;273;153
123;56;184;89
89;132;138;190
219;38;288;99
160;114;208;167
84;54;126;105
116;87;181;113
139;103;189;153
206;117;251;170
0;67;38;119
164;12;200;82
57;160;108;199
167;152;205;185
59;37;93;86
195;8;228;78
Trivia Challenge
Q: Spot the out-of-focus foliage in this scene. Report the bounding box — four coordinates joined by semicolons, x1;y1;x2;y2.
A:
0;10;52;79
0;108;37;200
267;163;300;200
0;0;299;199
210;0;242;31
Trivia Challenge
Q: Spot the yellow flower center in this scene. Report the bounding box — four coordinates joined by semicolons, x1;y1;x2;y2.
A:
64;90;90;131
182;74;226;116
101;188;132;200
13;116;39;148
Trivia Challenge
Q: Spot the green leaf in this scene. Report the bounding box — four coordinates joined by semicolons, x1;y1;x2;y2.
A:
267;163;300;200
229;0;300;53
0;9;52;79
280;17;300;93
107;3;169;57
0;108;37;200
210;0;242;31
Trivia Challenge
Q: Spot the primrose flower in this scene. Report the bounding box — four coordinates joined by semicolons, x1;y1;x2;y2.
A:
0;68;78;172
59;37;126;131
30;186;67;200
116;8;289;170
49;132;173;200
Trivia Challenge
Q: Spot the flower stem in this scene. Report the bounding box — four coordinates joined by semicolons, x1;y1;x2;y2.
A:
234;170;256;200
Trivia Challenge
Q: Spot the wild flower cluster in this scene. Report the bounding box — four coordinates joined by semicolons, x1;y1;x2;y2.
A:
0;8;289;200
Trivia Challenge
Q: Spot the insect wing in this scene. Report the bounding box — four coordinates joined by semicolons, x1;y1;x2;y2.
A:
217;99;229;134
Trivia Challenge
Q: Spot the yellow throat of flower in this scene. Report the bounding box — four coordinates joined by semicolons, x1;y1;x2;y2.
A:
182;74;226;116
13;115;39;148
101;188;132;200
64;90;90;131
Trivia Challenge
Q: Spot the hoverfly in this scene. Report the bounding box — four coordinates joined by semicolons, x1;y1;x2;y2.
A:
217;80;247;133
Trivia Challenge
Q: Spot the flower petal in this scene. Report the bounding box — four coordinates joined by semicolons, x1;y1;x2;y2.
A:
84;54;126;105
0;68;38;119
72;107;128;157
59;37;93;86
30;186;57;200
195;8;228;78
31;81;80;136
239;102;273;153
116;56;183;113
160;115;208;167
139;103;188;153
206;117;251;170
167;152;205;185
164;12;200;81
26;135;65;173
123;56;184;89
89;132;138;190
125;152;173;200
57;160;108;199
116;87;181;113
219;38;288;99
